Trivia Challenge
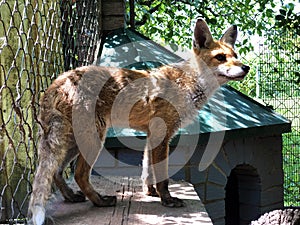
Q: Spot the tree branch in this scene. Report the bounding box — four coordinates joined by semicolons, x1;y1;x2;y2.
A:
135;2;162;26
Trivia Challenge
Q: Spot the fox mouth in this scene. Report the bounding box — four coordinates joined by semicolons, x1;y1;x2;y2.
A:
218;73;246;80
230;74;247;80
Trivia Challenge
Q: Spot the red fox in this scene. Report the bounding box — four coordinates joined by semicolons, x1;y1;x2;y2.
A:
28;18;249;225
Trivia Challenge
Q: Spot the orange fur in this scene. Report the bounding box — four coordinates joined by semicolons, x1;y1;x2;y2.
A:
28;19;249;225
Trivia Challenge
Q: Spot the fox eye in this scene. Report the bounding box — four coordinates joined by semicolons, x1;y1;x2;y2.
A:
215;54;226;61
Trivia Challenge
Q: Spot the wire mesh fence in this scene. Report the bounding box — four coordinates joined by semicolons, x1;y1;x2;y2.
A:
258;28;300;206
0;1;63;222
0;0;100;223
0;0;299;223
60;0;101;70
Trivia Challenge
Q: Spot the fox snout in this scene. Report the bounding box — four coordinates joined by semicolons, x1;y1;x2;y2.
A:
237;64;250;78
242;65;250;73
216;62;250;82
234;64;250;78
229;64;250;80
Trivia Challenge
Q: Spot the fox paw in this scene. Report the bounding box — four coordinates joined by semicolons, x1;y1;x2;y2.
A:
161;197;185;208
146;186;159;197
93;194;117;207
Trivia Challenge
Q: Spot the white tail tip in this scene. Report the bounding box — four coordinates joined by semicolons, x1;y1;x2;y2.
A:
31;205;45;225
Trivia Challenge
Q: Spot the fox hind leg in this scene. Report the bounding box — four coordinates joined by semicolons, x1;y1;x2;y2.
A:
53;146;86;203
74;153;117;207
74;121;116;207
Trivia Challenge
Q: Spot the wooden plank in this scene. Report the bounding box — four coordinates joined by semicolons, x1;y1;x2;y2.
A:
102;2;125;16
101;0;124;31
102;16;124;30
45;176;213;225
127;181;213;224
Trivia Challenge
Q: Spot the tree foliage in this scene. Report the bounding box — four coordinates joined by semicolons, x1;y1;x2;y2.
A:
127;0;299;54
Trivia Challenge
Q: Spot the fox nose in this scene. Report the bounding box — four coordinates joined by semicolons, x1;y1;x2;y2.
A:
242;65;250;73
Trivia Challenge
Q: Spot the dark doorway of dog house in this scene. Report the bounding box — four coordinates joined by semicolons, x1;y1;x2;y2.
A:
97;28;291;224
225;165;261;225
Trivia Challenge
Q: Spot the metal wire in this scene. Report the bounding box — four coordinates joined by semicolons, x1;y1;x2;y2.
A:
258;28;300;206
60;0;100;70
0;0;100;223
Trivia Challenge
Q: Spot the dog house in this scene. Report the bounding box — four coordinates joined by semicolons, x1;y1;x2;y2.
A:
95;28;291;224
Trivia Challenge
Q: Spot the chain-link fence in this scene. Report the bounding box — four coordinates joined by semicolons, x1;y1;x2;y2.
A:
0;0;299;223
258;28;300;206
0;0;100;223
60;0;100;70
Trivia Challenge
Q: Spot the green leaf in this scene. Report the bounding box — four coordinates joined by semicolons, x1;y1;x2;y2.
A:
286;3;295;10
275;14;285;21
266;9;274;17
280;9;287;16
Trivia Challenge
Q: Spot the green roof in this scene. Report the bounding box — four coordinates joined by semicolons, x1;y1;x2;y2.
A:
98;28;291;141
98;28;183;69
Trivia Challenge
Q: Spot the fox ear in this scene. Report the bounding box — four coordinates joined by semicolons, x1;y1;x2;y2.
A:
193;18;214;49
220;25;238;48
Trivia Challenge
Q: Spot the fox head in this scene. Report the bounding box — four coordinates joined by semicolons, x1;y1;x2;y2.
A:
193;18;250;84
